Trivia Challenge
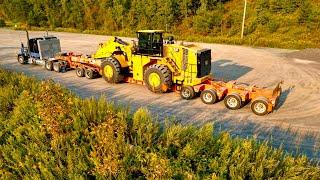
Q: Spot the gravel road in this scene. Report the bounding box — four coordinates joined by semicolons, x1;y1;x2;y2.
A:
1;29;320;161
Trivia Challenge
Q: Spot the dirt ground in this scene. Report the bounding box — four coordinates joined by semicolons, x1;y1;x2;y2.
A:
1;29;320;161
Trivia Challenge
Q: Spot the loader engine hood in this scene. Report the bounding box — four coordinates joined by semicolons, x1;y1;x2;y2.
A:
196;49;211;78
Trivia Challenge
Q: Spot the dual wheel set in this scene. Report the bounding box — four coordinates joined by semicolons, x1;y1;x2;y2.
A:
44;60;66;73
44;60;99;79
180;86;271;116
74;67;99;79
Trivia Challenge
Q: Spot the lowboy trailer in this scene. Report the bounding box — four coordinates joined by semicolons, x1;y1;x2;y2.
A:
17;30;283;116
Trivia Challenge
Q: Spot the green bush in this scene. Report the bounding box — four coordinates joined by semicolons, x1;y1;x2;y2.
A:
0;68;319;179
257;12;271;25
267;20;280;33
0;19;5;27
244;19;258;35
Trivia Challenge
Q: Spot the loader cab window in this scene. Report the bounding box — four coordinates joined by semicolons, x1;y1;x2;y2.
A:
136;32;163;56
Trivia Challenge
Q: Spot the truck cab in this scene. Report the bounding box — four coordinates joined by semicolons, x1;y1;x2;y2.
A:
18;31;61;65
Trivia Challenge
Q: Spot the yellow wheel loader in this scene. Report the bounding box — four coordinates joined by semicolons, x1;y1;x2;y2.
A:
93;30;212;94
88;30;282;116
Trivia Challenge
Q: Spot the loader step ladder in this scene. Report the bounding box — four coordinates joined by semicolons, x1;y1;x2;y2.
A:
183;64;197;84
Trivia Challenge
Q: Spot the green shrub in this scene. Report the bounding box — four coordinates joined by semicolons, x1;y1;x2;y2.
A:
244;19;258;35
0;19;5;27
257;12;271;25
0;68;319;179
267;20;280;33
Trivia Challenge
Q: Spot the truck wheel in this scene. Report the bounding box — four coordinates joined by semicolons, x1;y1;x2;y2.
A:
76;67;85;77
200;89;218;104
251;97;269;116
45;61;53;71
18;55;27;64
101;58;123;83
85;69;94;79
224;93;242;110
181;86;195;100
53;62;61;72
144;64;172;93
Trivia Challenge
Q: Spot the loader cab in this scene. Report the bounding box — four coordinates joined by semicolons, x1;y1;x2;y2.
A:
136;30;164;56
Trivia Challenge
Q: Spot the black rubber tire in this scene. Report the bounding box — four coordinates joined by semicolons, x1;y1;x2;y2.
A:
180;86;195;100
18;55;27;64
53;62;61;72
200;89;218;104
224;93;242;110
251;97;269;116
85;69;95;79
101;57;123;83
76;67;85;77
45;61;53;71
144;64;172;93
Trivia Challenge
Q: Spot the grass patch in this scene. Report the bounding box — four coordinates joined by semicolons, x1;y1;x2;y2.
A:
0;68;319;179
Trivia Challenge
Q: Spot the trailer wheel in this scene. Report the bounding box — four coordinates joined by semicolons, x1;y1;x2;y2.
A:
200;89;218;104
76;67;85;77
251;97;269;116
53;62;61;72
18;55;27;64
144;64;172;93
224;93;242;110
101;58;123;83
181;86;195;100
85;69;94;79
45;61;53;71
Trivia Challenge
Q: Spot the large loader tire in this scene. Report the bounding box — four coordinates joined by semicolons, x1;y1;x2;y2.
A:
101;58;123;83
144;64;172;93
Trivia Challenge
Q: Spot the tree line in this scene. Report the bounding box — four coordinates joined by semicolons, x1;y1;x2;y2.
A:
0;0;319;48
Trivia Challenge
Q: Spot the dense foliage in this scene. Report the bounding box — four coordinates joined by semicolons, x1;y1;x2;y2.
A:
0;19;5;27
0;68;319;179
1;0;320;48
